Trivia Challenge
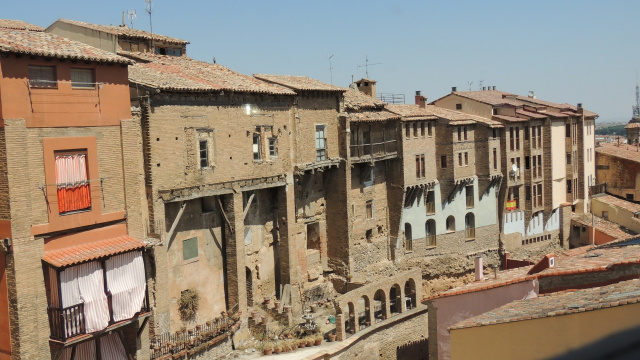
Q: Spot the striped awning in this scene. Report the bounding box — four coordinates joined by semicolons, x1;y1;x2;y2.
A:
43;235;145;268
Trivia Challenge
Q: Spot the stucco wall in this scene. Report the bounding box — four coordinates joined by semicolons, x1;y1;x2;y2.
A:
551;120;567;208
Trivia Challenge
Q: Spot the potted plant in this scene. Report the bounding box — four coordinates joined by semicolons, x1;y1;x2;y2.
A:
284;305;292;314
307;337;314;347
274;344;282;354
261;314;268;325
263;343;273;355
328;332;336;342
298;339;306;348
274;300;281;311
314;335;322;346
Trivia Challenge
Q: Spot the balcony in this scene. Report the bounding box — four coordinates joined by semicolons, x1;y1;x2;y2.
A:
48;292;150;342
350;140;397;163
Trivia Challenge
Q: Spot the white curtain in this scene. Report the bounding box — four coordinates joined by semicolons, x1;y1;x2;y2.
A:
105;251;146;322
100;333;128;360
60;261;110;334
74;340;96;360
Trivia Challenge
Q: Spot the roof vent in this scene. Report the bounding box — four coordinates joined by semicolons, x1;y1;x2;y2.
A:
492;86;496;90
452;86;457;93
416;91;421;96
482;87;486;91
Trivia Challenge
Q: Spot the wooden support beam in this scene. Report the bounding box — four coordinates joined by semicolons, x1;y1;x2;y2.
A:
165;201;187;248
242;192;255;221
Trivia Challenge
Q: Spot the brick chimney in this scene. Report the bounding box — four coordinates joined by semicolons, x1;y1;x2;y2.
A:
415;91;427;108
474;257;484;281
355;78;376;99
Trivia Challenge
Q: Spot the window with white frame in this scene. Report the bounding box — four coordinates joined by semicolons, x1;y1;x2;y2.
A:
315;125;326;161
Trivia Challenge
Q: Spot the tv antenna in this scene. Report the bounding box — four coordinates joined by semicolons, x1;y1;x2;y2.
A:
357;55;381;79
328;54;334;84
127;9;137;28
467;81;473;91
478;80;484;90
145;0;154;49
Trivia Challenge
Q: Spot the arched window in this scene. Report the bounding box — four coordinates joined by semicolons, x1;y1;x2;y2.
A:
426;219;436;246
446;216;455;233
404;223;413;251
465;213;475;239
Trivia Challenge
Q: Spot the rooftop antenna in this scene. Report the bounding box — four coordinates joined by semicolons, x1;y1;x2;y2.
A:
634;70;640;118
145;0;154;50
127;9;137;28
212;56;216;64
357;55;382;79
328;54;334;84
467;81;473;91
478;80;484;91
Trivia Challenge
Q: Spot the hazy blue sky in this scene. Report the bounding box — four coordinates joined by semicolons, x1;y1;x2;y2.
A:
4;1;640;122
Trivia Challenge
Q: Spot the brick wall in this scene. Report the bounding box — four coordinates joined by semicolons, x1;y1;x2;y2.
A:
0;128;8;220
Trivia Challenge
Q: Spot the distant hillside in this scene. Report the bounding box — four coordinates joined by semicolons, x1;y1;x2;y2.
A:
596;124;626;135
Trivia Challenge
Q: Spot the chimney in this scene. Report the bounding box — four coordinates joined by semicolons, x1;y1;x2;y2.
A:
415;91;427;108
492;86;496;90
452;86;457;93
355;78;377;99
474;257;484;281
577;103;584;114
482;87;486;91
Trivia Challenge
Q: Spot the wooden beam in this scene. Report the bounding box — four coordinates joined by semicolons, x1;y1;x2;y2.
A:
242;192;255;221
217;196;233;235
165;201;187;248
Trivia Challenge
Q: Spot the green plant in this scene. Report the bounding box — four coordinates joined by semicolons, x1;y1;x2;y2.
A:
178;289;200;321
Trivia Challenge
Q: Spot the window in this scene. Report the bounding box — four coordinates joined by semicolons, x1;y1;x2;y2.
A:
525;156;530;170
532;156;536;176
55;153;91;214
404;223;413;251
492;128;497;139
366;200;374;219
465;213;475;239
526;185;531;200
363;166;374;187
456;103;462;110
155;47;183;56
493;108;498;115
537;155;542;177
70;68;95;89
252;133;261;160
532;184;537;205
28;65;56;88
269;138;277;158
425;191;435;214
567;179;572;193
458;153;463;166
566;123;571;137
420;122;425;137
199;140;209;168
458;127;462;141
627;193;635;201
446;216;455;233
466;185;474;208
537;126;542;148
464;152;468;166
428;122;433;136
315;125;326;161
413;122;418;138
515;127;520;150
509;127;514;151
426;219;436;246
405;123;411;139
464;126;468;140
441;155;447;168
567;153;571;164
183;237;198;261
602;211;609;220
525;126;530;140
493;148;497;170
537;183;543;206
416;154;425;179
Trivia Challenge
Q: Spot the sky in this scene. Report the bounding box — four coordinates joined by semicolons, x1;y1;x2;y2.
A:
4;0;640;122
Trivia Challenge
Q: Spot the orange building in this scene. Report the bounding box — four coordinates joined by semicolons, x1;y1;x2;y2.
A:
0;22;150;359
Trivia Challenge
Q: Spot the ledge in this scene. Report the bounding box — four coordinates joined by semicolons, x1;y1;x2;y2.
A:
49;311;151;347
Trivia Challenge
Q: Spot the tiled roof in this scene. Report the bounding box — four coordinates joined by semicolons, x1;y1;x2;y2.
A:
424;244;640;302
386;104;503;127
343;88;385;111
122;52;295;95
572;213;637;242
253;74;346;92
345;110;400;122
450;278;640;330
452;90;523;107
516;109;548;119
43;235;146;268
54;19;189;44
593;194;640;214
0;19;44;31
596;143;640;164
626;122;640;129
385;104;438;120
0;29;133;64
492;114;527;123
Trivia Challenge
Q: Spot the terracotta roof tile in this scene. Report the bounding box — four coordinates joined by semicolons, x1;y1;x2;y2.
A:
0;29;132;64
54;19;188;44
450;279;640;330
386;104;503;127
343;88;385;111
592;194;640;214
572;213;637;242
625;122;640;129
253;74;346;92
43;235;146;268
515;109;548;119
345;109;400;122
596;142;640;164
493;114;527;123
452;90;523;106
122;52;294;95
0;19;44;31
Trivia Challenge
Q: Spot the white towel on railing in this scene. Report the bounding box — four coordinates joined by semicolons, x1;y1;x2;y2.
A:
106;251;146;322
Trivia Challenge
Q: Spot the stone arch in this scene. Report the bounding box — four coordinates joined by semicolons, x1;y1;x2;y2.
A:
404;278;417;310
465;212;475;239
347;301;357;335
358;295;372;329
446;215;455;232
389;284;401;315
373;289;387;323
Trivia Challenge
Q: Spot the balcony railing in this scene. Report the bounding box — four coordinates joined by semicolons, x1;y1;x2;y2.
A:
350;140;397;160
48;303;85;341
465;228;475;239
509;170;521;182
48;292;150;342
425;202;435;215
466;196;474;208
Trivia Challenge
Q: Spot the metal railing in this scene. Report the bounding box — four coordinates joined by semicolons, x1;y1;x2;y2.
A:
350;140;397;159
377;93;405;104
